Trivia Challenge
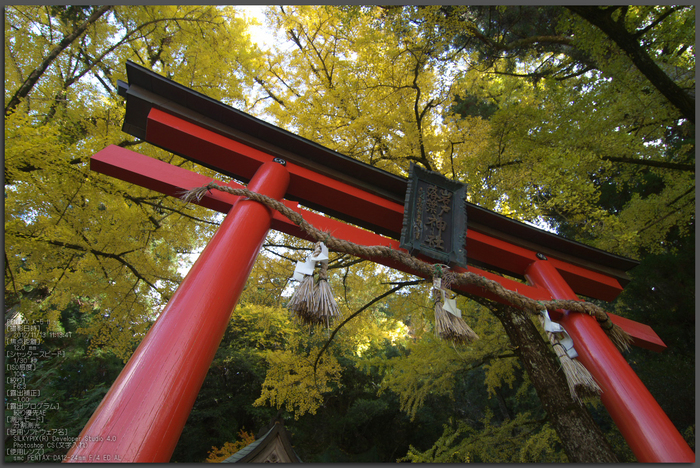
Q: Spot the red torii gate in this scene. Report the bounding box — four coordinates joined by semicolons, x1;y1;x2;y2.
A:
64;62;693;463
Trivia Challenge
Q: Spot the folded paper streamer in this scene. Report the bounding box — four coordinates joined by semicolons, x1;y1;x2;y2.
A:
539;310;601;403
288;242;340;327
442;293;461;318
541;309;577;359
432;270;478;344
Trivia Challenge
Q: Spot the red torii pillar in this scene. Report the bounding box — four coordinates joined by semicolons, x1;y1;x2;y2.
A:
63;143;695;463
526;259;694;462
63;160;289;462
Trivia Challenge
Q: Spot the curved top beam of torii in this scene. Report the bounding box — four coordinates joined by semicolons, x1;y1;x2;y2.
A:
118;61;638;284
102;60;664;351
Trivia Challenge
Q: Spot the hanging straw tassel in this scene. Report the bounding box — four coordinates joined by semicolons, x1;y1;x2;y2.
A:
538;312;601;404
432;275;479;345
433;285;452;339
288;242;339;327
445;310;479;344
288;273;316;323
313;258;341;328
288;243;322;324
553;341;601;403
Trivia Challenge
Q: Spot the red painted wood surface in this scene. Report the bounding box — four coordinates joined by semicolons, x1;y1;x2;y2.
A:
144;110;630;301
525;259;694;463
63;161;289;462
147;108;403;234
89;145;665;352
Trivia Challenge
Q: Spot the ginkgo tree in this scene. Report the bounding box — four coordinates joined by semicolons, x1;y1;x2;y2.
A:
247;5;694;257
4;4;693;463
4;5;264;360
424;5;694;256
226;6;577;461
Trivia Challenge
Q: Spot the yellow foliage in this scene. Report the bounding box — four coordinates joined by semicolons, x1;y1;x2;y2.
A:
4;5;265;361
254;347;342;419
205;429;256;463
483;356;520;398
400;412;567;463
247;5;694;258
374;337;463;421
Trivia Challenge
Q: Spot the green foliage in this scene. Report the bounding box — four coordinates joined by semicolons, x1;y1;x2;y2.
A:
452;92;499;119
401;411;567;463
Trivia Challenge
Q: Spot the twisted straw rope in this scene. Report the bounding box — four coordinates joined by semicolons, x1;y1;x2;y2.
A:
181;182;633;352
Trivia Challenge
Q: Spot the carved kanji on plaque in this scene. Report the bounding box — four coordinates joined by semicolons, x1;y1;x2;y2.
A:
400;163;467;267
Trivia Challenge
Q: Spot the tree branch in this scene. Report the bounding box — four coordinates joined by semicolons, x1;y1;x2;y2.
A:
460;351;518;372
499;35;574;51
602;156;695;172
313;279;425;374
260;246;300;264
117;139;142;148
637;194;695;234
633;6;682;40
409;56;434;171
487;159;522;171
5;5;112;116
254;76;286;107
4;251;19;298
123;194;220;226
567;6;695;123
47;254;77;297
10;233;161;292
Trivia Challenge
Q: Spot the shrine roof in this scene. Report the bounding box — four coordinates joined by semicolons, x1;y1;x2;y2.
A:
117;61;638;279
221;420;301;463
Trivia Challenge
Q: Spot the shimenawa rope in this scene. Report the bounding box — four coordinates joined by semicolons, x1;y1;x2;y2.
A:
181;182;633;353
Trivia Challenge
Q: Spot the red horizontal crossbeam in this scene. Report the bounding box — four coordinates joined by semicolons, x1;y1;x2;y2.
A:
146;109;403;236
91;145;665;351
145;109;625;302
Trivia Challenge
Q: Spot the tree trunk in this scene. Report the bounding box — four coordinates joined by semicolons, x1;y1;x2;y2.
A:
489;303;619;463
567;6;695;124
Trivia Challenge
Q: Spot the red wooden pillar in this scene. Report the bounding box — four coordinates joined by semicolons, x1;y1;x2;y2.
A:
525;258;694;462
64;160;289;463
